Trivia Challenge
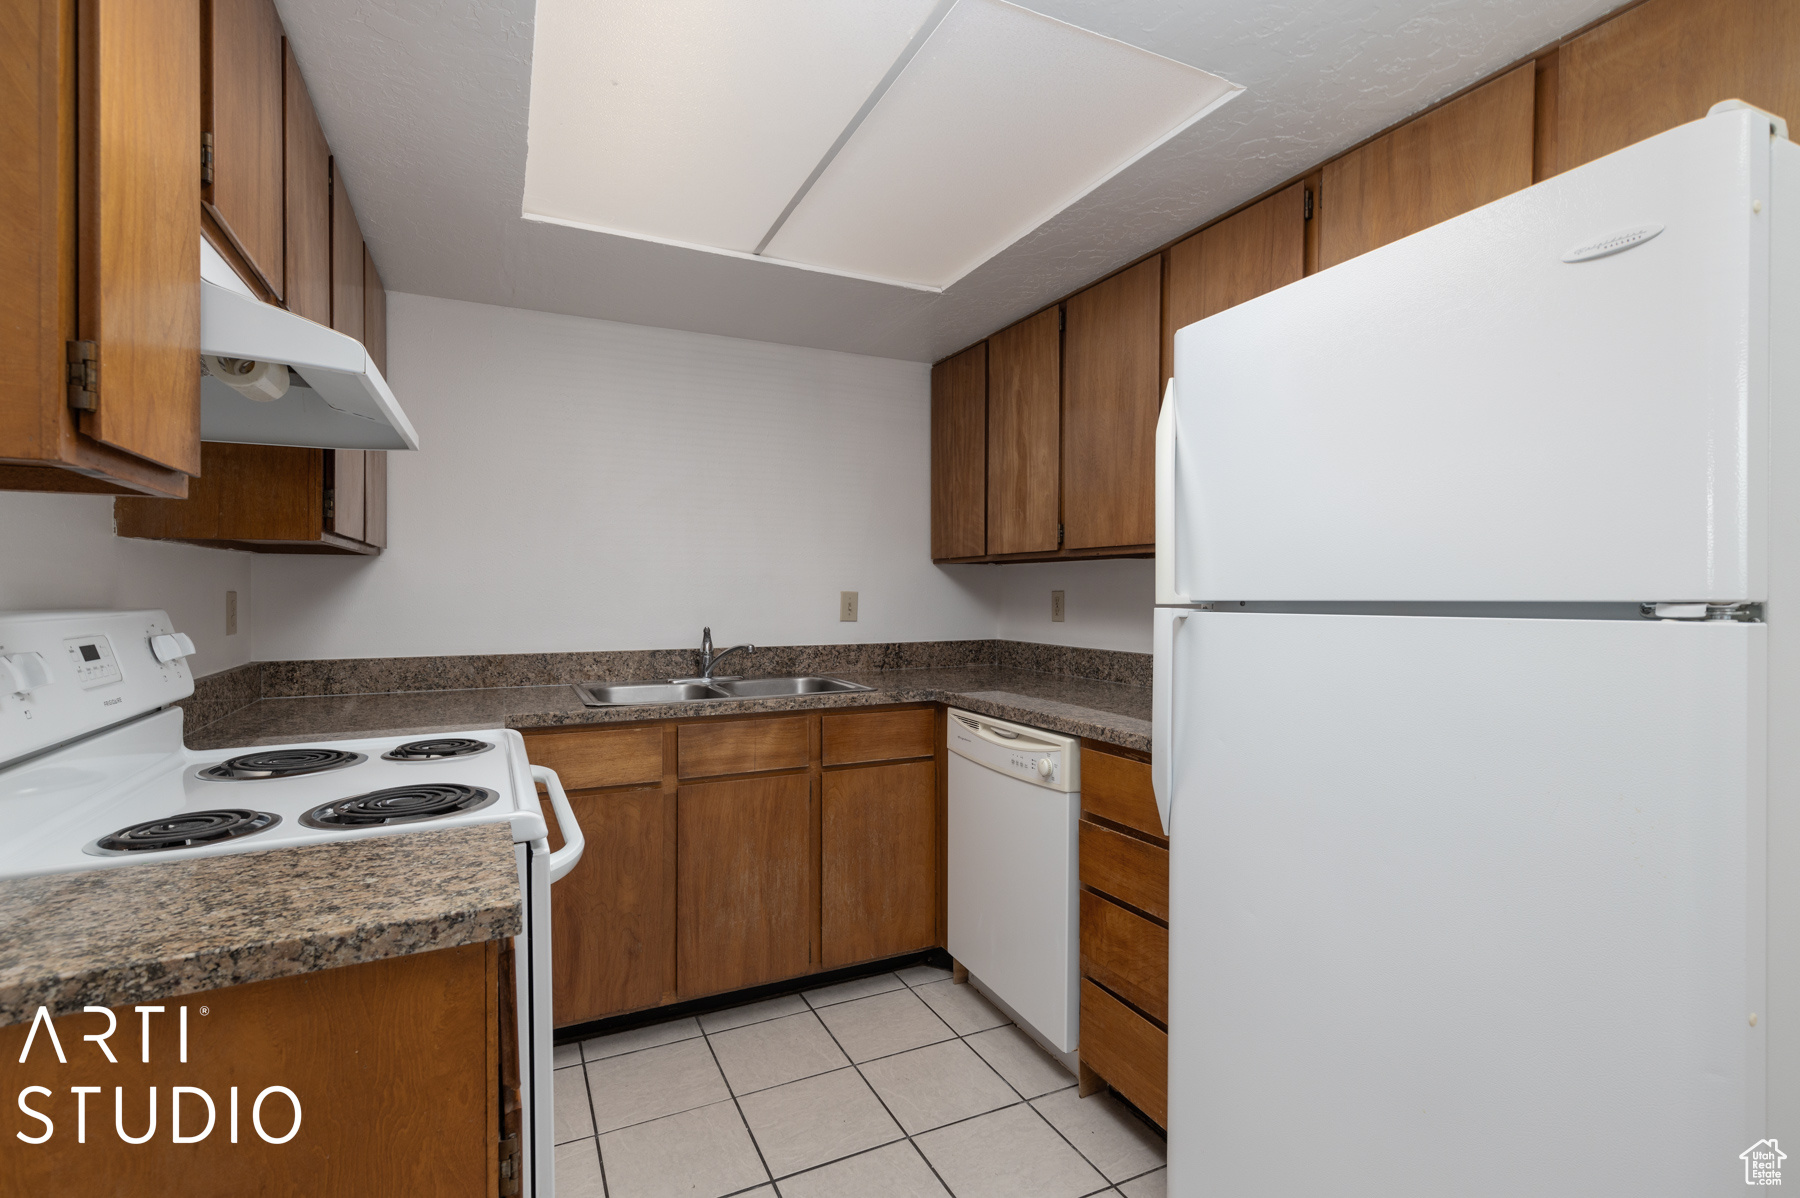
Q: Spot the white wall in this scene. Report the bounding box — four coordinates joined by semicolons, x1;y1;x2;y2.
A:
0;492;254;677
993;558;1155;654
251;294;1000;660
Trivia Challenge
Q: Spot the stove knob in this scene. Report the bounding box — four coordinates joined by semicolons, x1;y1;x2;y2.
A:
2;652;51;696
150;632;196;664
1037;757;1054;779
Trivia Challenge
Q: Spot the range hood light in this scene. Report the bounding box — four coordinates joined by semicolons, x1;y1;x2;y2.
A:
201;355;289;402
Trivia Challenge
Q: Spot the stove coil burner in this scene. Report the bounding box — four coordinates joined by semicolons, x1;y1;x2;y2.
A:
300;784;499;829
381;737;495;762
199;748;367;781
94;809;281;854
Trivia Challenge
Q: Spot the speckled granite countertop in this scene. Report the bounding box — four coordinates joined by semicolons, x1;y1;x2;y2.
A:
0;823;521;1027
188;666;1152;753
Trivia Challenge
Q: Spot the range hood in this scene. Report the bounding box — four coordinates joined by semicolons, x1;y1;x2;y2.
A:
198;241;419;451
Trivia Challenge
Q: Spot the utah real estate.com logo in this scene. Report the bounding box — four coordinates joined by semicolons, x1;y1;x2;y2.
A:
1743;1139;1786;1186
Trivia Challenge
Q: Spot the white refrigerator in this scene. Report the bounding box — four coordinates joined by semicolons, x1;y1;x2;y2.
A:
1153;102;1799;1196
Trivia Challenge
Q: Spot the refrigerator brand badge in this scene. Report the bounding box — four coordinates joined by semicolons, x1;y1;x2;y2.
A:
1561;224;1663;263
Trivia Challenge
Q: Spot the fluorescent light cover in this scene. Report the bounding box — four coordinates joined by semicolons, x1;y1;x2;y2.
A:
765;0;1239;288
524;0;941;253
523;0;1239;290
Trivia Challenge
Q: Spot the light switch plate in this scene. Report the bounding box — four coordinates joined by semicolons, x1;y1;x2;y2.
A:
840;591;859;622
226;590;238;636
1051;590;1065;622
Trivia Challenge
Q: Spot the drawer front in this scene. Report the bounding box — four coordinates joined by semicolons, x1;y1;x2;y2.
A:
524;724;664;790
1080;889;1168;1022
1079;819;1169;920
678;716;810;779
1081;748;1163;840
1080;978;1167;1127
821;707;935;766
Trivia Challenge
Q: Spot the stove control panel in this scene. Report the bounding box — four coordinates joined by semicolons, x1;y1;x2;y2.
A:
0;610;194;769
64;635;123;689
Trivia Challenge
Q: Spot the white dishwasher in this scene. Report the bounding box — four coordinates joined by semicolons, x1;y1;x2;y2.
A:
946;708;1082;1054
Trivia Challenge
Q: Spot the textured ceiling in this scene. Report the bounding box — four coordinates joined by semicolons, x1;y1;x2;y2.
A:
278;0;1621;362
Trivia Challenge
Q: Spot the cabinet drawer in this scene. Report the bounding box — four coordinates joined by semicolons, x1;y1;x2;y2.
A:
1079;819;1169;920
1080;979;1167;1127
1081;749;1163;840
1080;890;1167;1023
822;708;935;765
678;717;810;779
525;724;663;791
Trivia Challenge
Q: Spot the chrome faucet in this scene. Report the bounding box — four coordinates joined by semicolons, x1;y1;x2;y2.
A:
698;626;754;681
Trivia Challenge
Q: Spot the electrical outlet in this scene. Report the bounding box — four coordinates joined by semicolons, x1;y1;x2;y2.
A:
1051;590;1065;622
226;590;238;636
840;591;859;622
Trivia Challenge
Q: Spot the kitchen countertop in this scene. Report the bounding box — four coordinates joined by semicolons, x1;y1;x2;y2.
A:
186;666;1153;753
0;823;521;1027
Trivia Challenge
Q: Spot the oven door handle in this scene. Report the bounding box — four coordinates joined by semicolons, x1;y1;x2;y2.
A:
533;765;585;883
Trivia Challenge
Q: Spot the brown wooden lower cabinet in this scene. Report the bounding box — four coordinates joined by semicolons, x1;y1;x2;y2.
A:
0;941;506;1195
114;441;387;553
678;772;814;996
542;785;673;1026
525;705;944;1027
1079;889;1168;1023
822;759;937;968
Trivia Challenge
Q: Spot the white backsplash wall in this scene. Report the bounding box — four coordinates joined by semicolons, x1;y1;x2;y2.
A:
250;294;999;660
0;492;253;677
992;558;1155;654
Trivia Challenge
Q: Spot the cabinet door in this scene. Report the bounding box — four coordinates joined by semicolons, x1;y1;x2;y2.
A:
1559;0;1800;172
678;773;812;997
930;342;986;559
542;786;673;1025
1164;181;1307;386
327;448;366;541
202;0;284;298
821;760;937;968
330;158;364;342
362;242;387;374
362;449;387;549
282;39;330;325
1319;63;1535;269
79;0;203;478
986;307;1060;555
1062;258;1160;550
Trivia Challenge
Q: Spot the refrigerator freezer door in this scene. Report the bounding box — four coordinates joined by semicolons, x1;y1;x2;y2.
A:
1172;107;1774;602
1167;612;1764;1198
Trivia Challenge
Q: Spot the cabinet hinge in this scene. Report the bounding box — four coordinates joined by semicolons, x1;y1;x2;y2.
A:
1057;523;1065;546
201;132;214;188
323;488;335;523
1303;187;1314;220
497;1133;522;1196
66;340;97;411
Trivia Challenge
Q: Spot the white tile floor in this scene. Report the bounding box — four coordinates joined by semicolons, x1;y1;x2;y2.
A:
553;965;1166;1198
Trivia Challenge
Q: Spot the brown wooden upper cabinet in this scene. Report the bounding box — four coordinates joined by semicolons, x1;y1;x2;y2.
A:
930;343;988;560
1557;0;1800;173
1062;257;1161;551
986;308;1061;555
1164;180;1308;387
283;38;332;326
1319;63;1536;268
202;0;286;301
0;0;200;498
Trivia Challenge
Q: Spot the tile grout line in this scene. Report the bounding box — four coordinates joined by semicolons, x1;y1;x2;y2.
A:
576;1050;612;1198
699;1016;780;1193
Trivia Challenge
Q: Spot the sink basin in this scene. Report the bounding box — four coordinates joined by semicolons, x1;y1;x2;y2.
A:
575;675;870;707
712;676;871;698
577;681;728;706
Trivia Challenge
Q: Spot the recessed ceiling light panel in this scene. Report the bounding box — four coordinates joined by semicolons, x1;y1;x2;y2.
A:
522;0;1239;290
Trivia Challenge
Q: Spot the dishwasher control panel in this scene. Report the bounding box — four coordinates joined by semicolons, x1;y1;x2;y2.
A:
945;709;1080;792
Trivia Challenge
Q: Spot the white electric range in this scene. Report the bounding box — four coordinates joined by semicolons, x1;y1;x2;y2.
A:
0;609;583;1197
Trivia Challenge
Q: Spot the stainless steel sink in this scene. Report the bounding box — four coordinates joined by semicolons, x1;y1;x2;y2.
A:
576;681;729;706
575;675;870;707
712;676;871;698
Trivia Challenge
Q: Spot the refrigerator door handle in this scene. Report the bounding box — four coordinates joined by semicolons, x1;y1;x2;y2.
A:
1151;608;1188;834
1154;380;1190;605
